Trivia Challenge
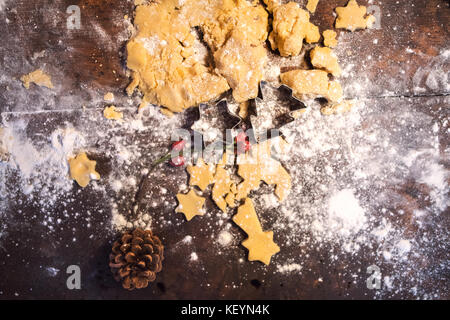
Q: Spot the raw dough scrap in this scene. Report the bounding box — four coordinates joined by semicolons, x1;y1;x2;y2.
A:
280;69;343;102
104;92;114;102
233;198;280;265
335;0;376;32
238;101;250;119
103;106;123;120
310;46;342;77
236;139;291;202
176;189;206;221
126;0;269;112
212;154;236;212
323;29;338;48
68;152;100;188
200;0;269;103
305;23;321;44
187;158;215;191
321;100;354;115
20;69;54;89
268;2;320;57
306;0;319;13
126;0;229;113
214;30;267;103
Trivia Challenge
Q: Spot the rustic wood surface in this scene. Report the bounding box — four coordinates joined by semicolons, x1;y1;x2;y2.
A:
0;0;448;300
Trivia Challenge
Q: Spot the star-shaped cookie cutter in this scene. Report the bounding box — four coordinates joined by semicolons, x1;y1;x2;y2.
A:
250;81;307;141
191;98;243;143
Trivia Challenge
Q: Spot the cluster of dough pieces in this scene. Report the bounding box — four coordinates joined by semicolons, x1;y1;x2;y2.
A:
176;139;291;265
270;0;375;115
17;1;376;266
171;0;375;265
126;0;375;117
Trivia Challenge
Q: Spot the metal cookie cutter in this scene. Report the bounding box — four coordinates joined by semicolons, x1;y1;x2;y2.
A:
191;98;243;144
250;81;307;141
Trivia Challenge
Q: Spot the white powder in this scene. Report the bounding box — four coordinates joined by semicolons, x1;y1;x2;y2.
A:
396;239;412;255
1;121;84;198
139;36;162;56
110;179;123;193
182;235;193;244
217;230;233;247
190;252;198;261
45;267;60;277
111;208;128;231
277;263;302;274
419;163;449;210
271;95;448;298
326;189;367;237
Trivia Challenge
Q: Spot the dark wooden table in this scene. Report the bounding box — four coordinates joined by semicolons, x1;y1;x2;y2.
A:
0;0;448;299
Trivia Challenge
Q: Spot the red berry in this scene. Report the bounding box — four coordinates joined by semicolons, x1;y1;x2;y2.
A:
244;140;251;152
172;140;186;152
170;156;185;167
235;132;247;143
235;132;251;154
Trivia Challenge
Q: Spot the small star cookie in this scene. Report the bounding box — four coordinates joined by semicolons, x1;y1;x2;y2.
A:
176;189;206;221
187;158;215;191
335;0;375;32
242;231;280;266
233;198;280;265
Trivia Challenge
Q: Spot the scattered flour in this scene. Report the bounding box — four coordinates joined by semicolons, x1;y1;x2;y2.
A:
1;120;84;198
190;252;198;261
217;230;233;247
325;189;367;237
277;263;302;274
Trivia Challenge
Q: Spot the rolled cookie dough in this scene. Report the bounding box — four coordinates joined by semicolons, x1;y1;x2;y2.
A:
126;0;269;112
268;2;320;57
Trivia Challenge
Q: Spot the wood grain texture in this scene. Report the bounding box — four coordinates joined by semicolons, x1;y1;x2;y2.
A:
0;0;448;300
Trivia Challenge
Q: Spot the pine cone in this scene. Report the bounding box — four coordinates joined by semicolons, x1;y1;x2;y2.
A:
109;228;164;290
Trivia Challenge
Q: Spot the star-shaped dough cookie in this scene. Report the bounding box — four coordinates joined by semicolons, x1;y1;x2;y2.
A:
233;198;280;265
335;0;375;32
187;158;215;191
176;189;206;221
242;231;280;265
68;152;100;188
